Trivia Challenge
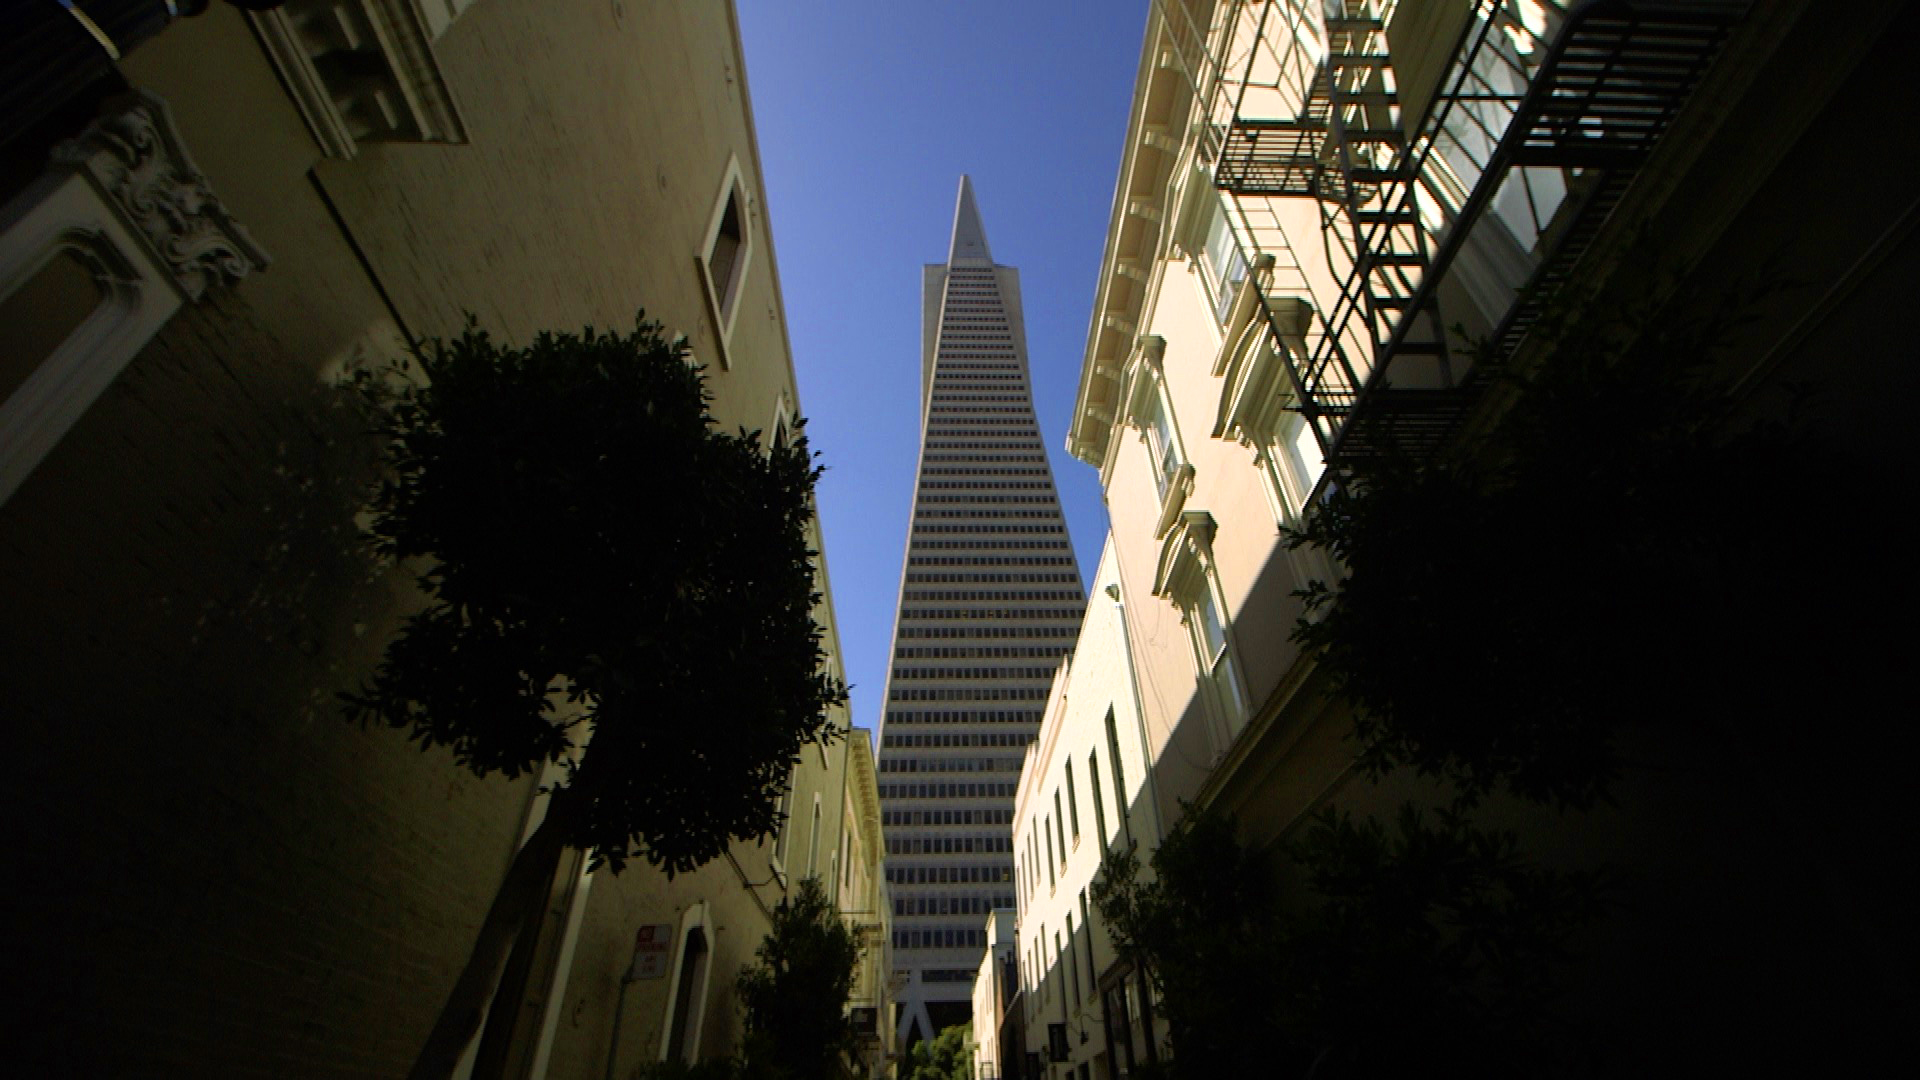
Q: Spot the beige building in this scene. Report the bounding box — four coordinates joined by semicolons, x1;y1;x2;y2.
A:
1037;0;1916;1074
1005;541;1161;1080
1;2;887;1077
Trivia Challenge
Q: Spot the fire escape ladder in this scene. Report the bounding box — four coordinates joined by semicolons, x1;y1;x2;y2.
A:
1311;1;1453;464
1319;0;1747;468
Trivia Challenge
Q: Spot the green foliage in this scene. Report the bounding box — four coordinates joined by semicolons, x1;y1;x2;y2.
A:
901;1024;971;1080
1093;805;1603;1078
343;315;846;873
1286;284;1828;808
736;878;865;1080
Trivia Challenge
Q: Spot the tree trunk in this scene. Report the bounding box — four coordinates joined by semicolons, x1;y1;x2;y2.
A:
410;795;572;1080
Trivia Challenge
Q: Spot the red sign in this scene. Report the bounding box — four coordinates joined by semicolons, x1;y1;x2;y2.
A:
628;923;673;980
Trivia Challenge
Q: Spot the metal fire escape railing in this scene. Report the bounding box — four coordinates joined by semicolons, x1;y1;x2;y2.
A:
1217;0;1749;468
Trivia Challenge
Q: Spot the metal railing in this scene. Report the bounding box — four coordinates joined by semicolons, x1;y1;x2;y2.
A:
1217;0;1748;467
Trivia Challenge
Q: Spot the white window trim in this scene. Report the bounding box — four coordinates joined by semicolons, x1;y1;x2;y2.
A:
249;1;468;160
659;901;716;1064
1;90;267;507
1153;511;1250;753
1117;335;1195;538
696;156;754;370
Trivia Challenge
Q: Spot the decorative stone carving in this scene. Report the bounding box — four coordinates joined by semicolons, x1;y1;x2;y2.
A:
52;90;269;300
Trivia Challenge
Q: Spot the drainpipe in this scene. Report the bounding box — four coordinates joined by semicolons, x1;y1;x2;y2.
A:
1104;583;1165;846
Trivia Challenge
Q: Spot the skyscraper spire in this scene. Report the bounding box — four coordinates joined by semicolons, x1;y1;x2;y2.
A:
947;175;993;265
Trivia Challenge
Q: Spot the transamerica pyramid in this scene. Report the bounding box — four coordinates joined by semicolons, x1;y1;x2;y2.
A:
878;177;1087;1044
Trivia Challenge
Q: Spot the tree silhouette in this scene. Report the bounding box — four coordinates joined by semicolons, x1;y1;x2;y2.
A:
344;316;846;1079
737;877;865;1080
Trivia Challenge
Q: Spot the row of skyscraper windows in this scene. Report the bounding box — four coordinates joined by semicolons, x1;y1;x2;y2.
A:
933;362;1019;370
917;495;1056;506
918;969;981;984
928;404;1030;413
905;571;1080;583
895;644;1071;658
893;927;986;951
922;442;1046;453
911;522;1061;534
885;864;1013;885
913;511;1067;518
892;665;1061;681
907;555;1074;565
883;708;1044;725
921;468;1050;477
929;393;1028;403
911;542;1070;553
885;834;1013;854
900;604;1079;620
894;894;1014;917
878;757;1022;773
879;781;1018;799
884;807;1013;826
922;453;1045;463
880;732;1036;749
889;687;1052;702
918;480;1054;490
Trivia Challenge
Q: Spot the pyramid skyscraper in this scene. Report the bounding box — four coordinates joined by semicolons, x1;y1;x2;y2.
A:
878;178;1087;1043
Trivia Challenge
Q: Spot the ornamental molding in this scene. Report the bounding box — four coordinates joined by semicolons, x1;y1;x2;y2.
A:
1152;510;1217;601
51;90;269;300
1214;293;1315;446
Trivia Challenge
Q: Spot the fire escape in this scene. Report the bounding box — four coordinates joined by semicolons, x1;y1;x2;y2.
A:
1216;0;1749;469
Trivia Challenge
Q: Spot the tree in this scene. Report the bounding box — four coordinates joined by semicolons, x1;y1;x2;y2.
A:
1092;805;1601;1079
735;877;865;1080
343;316;847;1079
901;1024;971;1080
1285;281;1856;809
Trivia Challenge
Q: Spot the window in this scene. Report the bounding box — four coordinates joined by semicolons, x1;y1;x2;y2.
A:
663;904;715;1064
1155;512;1250;747
1139;387;1181;501
1088;753;1107;846
697;157;754;367
1045;820;1056;888
1080;890;1098;991
1;91;265;507
1202;199;1249;324
1054;792;1068;864
1121;336;1194;533
1065;762;1080;841
1104;709;1129;839
1066;913;1081;1006
806;794;821;880
248;1;467;159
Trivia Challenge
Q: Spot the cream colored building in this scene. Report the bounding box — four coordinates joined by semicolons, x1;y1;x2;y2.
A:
1044;0;1916;1073
0;2;887;1076
1005;541;1163;1080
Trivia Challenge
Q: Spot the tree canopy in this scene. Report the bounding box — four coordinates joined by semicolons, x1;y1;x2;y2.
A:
736;877;866;1080
346;315;846;873
344;315;848;1079
1093;805;1600;1078
901;1024;971;1080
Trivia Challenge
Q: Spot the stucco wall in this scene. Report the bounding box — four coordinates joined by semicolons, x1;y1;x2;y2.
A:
1;2;867;1075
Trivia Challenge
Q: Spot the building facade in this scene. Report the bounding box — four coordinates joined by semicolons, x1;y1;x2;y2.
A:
1028;0;1916;1074
1;2;887;1076
877;178;1087;1045
1006;540;1161;1080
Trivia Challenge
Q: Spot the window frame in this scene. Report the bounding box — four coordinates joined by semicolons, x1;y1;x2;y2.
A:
697;156;754;370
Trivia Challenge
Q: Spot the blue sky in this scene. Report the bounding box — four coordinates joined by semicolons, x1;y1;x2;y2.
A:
736;2;1151;739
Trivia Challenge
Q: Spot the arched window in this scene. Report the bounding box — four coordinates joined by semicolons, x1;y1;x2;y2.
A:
662;903;714;1065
